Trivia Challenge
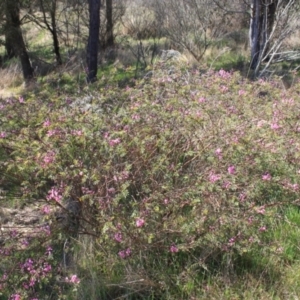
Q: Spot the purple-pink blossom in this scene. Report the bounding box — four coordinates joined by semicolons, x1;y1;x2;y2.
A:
228;237;236;246
42;205;51;214
256;206;266;215
218;69;231;79
215;148;222;160
220;85;229;93
118;248;131;259
71;130;83;136
228;165;236;175
43;119;51;127
209;172;221;183
45;246;53;256
109;138;121;146
170;244;179;253
65;274;80;284
259;226;267;232
47;129;60;137
262;173;272;181
271;122;280;130
238;89;246;96
42;151;56;166
46;187;62;202
0;132;7;138
136;218;145;228
114;232;122;242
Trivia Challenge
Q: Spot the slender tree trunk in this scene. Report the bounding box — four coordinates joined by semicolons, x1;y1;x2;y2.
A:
87;0;101;83
40;0;62;65
105;0;114;48
250;0;277;73
51;12;62;65
5;0;34;83
50;0;62;65
250;0;262;70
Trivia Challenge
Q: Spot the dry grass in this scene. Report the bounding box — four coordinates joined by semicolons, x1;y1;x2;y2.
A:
0;62;24;98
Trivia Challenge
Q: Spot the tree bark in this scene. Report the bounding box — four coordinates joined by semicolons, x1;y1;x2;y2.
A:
87;0;101;83
4;32;16;59
5;0;34;83
105;0;114;48
249;0;277;72
40;0;62;65
250;0;262;70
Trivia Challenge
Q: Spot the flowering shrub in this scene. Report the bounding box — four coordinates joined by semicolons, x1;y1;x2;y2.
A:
1;67;300;298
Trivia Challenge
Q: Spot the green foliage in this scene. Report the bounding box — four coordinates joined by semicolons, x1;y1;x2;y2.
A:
1;66;300;298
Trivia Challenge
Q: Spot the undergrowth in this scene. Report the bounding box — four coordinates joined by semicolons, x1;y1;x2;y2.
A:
1;64;300;299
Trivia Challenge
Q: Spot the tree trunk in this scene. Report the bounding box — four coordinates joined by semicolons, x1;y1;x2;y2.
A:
40;0;62;65
5;0;34;83
4;32;16;59
250;0;262;70
249;0;277;73
50;11;62;65
87;0;101;83
105;0;114;48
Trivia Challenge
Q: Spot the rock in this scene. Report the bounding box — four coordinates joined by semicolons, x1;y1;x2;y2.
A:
161;49;183;61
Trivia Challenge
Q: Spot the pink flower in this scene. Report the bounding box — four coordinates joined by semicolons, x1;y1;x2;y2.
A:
215;148;222;160
43;263;52;273
218;69;231;79
259;226;267;232
262;173;272;181
45;246;53;255
43;119;51;127
29;278;36;287
19;96;24;103
42;205;51;214
198;97;206;103
70;275;80;284
271;122;280;130
66;274;80;284
209;172;221;183
42;151;56;166
132;114;140;121
256;206;265;215
215;148;222;155
170;244;179;253
118;250;126;259
109;138;121;146
21;239;29;247
222;181;231;189
238;89;245;96
136;218;145;228
114;232;122;242
0;132;7;138
118;248;131;259
228;237;236;245
71;130;83;136
228;165;236;175
46;187;62;202
11;294;21;300
288;183;299;191
47;129;60;137
220;85;229;93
